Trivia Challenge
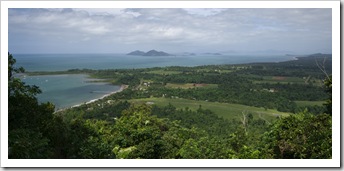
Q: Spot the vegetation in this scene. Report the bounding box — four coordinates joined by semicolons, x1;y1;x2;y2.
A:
9;53;332;159
129;97;289;121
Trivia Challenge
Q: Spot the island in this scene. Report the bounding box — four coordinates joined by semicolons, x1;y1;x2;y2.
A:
181;52;196;56
204;52;222;55
127;50;146;56
127;49;172;56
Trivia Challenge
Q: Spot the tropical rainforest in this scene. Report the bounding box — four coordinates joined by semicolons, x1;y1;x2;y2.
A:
8;52;332;159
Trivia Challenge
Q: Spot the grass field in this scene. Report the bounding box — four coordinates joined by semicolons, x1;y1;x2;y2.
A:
253;76;306;84
129;97;290;122
195;68;234;73
146;70;182;75
165;83;218;89
295;100;325;107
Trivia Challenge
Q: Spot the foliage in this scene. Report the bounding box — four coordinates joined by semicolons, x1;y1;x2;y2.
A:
10;52;332;159
9;129;51;158
261;112;331;159
8;53;96;159
112;104;169;158
8;53;55;158
323;76;332;114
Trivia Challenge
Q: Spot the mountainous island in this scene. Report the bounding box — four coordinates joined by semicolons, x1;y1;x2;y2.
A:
181;52;196;56
127;50;172;56
204;52;222;55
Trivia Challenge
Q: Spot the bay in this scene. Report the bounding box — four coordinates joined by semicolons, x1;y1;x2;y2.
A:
16;53;295;110
21;74;121;110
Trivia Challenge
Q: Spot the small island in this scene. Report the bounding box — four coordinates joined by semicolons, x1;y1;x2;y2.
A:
204;52;222;55
127;50;146;56
127;50;172;56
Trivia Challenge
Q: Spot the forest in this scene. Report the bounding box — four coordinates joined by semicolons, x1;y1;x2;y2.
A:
8;53;332;159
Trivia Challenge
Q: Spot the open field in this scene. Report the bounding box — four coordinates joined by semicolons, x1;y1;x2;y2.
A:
129;97;290;121
146;70;182;75
165;83;218;89
295;100;325;107
253;76;306;84
195;68;234;73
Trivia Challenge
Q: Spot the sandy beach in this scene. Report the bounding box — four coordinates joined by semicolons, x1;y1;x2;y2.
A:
85;84;128;104
56;84;128;112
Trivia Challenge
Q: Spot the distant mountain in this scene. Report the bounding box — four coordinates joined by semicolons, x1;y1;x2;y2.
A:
181;52;196;56
285;54;295;56
127;50;172;56
143;50;171;56
204;53;222;55
127;50;146;56
309;53;330;57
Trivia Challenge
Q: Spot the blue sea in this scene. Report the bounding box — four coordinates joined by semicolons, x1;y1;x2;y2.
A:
14;53;294;72
21;74;121;110
15;53;294;110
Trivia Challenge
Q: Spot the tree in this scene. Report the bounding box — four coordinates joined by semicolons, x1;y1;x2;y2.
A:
261;112;331;159
112;104;169;158
8;53;57;158
315;56;332;115
323;76;332;114
260;75;333;159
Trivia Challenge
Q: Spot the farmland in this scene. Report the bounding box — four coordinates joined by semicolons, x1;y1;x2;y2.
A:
130;97;290;121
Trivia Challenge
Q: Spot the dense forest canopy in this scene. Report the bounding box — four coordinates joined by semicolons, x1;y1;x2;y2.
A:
8;53;332;159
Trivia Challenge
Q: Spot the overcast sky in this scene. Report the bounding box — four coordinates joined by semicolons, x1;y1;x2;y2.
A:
8;8;332;54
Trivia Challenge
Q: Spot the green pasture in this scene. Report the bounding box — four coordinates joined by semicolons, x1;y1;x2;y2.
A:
195;68;234;73
253;76;306;84
146;70;182;75
294;100;325;107
165;83;218;89
129;97;290;122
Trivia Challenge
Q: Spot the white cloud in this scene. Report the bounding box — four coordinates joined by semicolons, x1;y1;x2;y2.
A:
8;8;332;54
74;8;124;16
184;8;227;17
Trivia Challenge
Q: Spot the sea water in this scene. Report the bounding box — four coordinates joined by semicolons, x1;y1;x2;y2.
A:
21;74;121;110
14;54;294;72
15;54;294;109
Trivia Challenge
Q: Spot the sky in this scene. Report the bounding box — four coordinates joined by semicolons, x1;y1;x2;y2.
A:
8;8;332;54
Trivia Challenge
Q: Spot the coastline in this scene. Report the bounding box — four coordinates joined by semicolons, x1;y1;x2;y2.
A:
55;84;128;112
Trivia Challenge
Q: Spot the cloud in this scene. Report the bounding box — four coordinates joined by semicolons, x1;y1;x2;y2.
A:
183;8;227;17
8;8;332;54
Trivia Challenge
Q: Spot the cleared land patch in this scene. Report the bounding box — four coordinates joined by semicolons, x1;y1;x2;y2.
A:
146;70;182;75
253;76;306;84
129;97;290;122
295;100;325;107
165;83;218;89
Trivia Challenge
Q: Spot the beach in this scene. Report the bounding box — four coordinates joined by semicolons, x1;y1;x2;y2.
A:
86;84;128;104
56;84;128;112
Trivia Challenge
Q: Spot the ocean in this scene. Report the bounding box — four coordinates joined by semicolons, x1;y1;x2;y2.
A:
15;53;294;110
14;53;294;72
21;74;121;110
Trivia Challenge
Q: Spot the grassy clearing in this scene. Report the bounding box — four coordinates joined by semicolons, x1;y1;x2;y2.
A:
253;76;306;84
129;97;290;121
165;83;218;89
195;68;234;73
295;100;325;107
146;70;182;75
264;76;305;82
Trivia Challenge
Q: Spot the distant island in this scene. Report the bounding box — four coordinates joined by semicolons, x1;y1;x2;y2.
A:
181;52;196;56
127;50;172;56
204;52;222;55
127;50;146;56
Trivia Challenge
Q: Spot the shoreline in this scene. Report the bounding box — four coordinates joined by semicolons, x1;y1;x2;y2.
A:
55;84;128;113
